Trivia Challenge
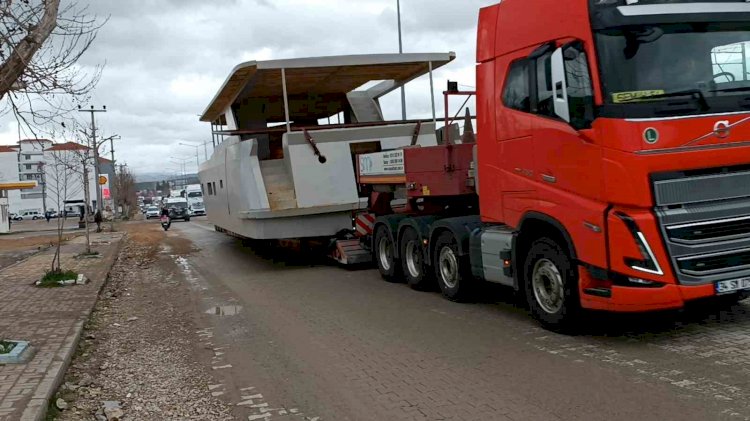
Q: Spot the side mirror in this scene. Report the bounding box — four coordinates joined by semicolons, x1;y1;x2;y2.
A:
551;48;570;123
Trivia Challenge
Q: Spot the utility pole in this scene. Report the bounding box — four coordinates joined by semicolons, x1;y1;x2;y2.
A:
397;0;406;120
37;162;47;214
104;135;121;220
78;105;106;213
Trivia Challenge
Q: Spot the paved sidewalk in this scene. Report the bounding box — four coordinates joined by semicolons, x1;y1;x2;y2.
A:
0;232;124;421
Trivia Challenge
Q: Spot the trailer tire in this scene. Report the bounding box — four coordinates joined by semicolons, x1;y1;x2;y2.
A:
400;228;433;291
523;237;580;332
374;225;401;282
433;231;473;301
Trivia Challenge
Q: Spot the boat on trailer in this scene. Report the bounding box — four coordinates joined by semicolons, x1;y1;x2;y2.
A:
198;52;455;242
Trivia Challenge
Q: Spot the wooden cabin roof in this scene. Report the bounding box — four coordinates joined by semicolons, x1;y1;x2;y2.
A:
200;52;456;123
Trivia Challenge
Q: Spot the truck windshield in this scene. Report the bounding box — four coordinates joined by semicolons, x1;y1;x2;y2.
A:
188;192;202;198
596;22;750;117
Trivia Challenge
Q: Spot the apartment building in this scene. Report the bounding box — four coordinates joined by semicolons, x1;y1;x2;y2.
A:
0;139;114;214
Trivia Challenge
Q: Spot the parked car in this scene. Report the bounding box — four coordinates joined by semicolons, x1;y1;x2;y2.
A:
145;206;160;219
64;209;82;218
9;212;17;221
16;210;42;221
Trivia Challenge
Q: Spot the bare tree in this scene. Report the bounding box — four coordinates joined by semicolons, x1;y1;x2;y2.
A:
0;0;105;137
44;149;82;272
114;164;136;218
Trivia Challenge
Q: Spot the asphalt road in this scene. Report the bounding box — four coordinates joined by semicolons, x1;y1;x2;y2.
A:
165;219;750;421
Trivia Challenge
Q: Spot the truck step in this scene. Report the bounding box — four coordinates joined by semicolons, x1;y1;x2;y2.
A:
332;239;372;265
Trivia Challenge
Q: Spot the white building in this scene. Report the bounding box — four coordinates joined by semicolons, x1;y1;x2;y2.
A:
0;140;114;215
0;145;21;210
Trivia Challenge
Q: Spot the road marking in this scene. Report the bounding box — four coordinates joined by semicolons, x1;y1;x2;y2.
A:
212;364;232;370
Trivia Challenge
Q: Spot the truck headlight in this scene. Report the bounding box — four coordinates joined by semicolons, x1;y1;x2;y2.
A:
614;212;664;276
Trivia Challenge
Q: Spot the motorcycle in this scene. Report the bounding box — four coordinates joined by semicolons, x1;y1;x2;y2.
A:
160;215;171;231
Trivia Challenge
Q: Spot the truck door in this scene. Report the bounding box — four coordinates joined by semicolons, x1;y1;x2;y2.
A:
496;57;536;223
531;41;602;204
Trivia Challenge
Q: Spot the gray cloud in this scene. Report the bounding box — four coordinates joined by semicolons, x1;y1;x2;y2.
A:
1;0;498;175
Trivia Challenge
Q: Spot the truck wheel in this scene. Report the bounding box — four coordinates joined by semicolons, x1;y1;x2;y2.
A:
374;225;401;282
400;228;433;291
433;231;473;301
523;237;580;331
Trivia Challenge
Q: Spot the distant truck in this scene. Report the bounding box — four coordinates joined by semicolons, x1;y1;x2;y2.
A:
185;184;205;216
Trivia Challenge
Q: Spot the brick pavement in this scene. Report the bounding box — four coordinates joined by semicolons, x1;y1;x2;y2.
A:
0;233;123;421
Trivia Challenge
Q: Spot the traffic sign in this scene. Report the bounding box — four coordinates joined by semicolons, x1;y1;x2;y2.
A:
98;175;108;185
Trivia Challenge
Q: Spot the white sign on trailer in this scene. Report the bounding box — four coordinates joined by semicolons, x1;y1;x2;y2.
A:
358;150;405;176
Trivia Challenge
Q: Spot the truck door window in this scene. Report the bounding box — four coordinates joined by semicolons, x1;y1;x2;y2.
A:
502;59;530;112
712;41;750;84
563;42;595;129
535;52;555;117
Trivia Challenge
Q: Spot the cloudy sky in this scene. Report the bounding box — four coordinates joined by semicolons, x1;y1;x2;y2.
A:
0;0;497;176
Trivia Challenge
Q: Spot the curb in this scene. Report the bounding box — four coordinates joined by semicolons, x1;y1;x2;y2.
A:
20;233;127;421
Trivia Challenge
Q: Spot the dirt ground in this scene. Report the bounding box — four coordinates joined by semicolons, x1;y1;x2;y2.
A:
53;221;233;420
0;232;82;271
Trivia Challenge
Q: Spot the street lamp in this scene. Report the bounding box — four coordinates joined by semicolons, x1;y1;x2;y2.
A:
397;0;406;120
179;143;200;167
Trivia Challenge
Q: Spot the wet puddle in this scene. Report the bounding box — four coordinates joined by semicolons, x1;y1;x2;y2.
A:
205;305;242;316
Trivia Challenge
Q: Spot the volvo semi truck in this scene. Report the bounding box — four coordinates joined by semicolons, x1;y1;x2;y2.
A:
202;0;750;330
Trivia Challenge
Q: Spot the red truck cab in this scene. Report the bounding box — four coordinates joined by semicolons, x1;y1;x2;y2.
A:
476;0;750;324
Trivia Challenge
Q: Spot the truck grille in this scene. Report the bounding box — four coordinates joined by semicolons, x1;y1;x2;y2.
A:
677;248;750;276
666;216;750;244
653;166;750;286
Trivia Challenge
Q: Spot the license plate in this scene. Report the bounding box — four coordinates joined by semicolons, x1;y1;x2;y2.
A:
715;277;750;295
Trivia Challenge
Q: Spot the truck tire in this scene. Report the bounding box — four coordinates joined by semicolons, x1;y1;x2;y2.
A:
523;237;580;331
374;225;401;282
433;231;473;301
400;228;433;291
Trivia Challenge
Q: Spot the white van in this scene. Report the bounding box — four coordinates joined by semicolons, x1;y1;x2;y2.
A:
16;210;42;221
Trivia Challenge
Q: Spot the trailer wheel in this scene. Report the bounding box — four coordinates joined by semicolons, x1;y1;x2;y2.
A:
374;225;401;282
433;231;473;301
523;237;580;331
400;228;433;291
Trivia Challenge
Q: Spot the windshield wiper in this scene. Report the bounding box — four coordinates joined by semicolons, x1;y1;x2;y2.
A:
645;89;710;111
710;86;750;94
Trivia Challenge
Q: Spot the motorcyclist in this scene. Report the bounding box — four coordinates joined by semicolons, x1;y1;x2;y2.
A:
160;205;171;230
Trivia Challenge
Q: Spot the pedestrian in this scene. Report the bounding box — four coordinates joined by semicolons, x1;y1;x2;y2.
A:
45;211;51;223
94;210;103;233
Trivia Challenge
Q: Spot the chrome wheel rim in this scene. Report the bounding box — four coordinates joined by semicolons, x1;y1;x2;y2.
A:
405;240;422;279
378;235;392;272
532;259;564;314
438;246;459;289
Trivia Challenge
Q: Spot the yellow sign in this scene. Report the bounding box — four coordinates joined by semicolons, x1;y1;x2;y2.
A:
612;90;665;104
98;175;108;185
0;182;37;190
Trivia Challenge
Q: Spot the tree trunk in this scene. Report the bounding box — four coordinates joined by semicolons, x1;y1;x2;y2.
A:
0;0;62;98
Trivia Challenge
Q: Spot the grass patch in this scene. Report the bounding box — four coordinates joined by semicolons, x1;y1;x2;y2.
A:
77;251;100;257
37;270;78;288
0;341;16;354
